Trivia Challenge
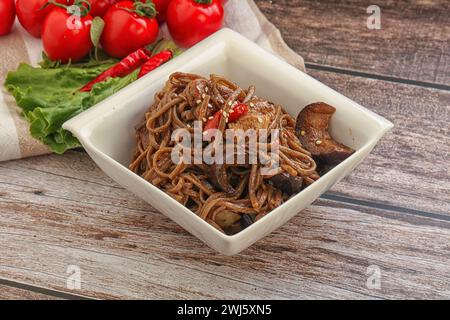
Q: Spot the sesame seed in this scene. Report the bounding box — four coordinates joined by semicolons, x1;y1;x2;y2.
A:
202;117;207;122
315;140;322;145
249;102;255;107
208;116;214;120
300;130;306;136
228;101;232;106
196;100;201;104
258;117;263;124
202;94;206;99
205;87;209;92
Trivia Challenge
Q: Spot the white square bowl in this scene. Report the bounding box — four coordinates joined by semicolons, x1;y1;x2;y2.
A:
63;28;393;255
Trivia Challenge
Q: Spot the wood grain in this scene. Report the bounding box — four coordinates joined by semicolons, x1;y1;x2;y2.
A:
255;0;450;85
1;151;450;299
0;284;60;300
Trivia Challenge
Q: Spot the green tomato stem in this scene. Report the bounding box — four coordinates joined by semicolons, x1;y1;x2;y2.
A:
47;0;91;17
194;0;213;4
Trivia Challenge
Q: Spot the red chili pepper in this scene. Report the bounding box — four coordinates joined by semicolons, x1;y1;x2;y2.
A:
203;103;249;131
80;48;152;92
138;50;173;78
203;111;222;132
228;103;248;122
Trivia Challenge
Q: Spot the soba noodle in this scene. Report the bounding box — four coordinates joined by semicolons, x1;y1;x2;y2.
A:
130;73;320;234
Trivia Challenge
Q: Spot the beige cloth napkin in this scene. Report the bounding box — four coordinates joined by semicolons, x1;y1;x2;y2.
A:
0;0;305;162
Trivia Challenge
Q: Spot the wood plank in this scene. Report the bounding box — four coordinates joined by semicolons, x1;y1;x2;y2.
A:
305;69;450;215
0;284;60;300
1;152;450;299
255;0;450;85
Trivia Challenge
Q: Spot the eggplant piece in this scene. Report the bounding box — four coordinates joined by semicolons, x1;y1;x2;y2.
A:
295;102;354;165
241;214;255;229
228;99;278;131
269;173;303;196
209;164;235;193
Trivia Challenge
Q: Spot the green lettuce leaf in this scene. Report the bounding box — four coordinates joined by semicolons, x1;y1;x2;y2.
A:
4;60;137;154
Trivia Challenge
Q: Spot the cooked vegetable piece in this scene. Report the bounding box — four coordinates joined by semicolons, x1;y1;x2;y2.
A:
228;100;277;131
204;111;222;132
215;210;241;229
228;103;249;123
295;102;355;165
204;103;250;132
269;173;303;196
209;164;235;193
241;214;255;229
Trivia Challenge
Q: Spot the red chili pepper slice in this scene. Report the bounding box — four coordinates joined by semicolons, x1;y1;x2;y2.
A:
138;50;173;79
203;103;249;131
228;103;248;122
80;48;152;92
203;111;222;132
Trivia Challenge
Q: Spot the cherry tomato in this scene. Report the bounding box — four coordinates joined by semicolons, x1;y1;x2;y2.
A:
101;1;159;58
89;0;120;17
151;0;170;22
16;0;73;38
0;0;15;36
166;0;224;48
42;7;93;63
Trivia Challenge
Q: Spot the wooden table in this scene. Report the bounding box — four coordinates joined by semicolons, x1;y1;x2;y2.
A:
1;0;449;300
